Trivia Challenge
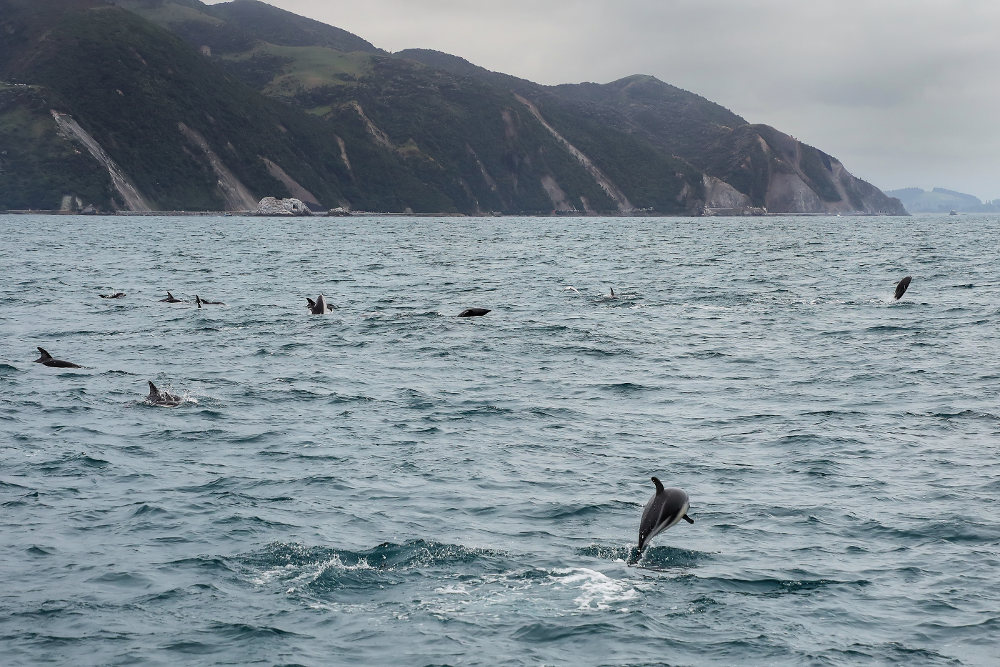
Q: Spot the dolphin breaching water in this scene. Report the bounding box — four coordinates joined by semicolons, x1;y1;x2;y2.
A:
307;295;332;314
458;308;490;317
146;381;182;407
33;347;82;369
894;276;912;300
99;292;126;299
195;295;225;308
636;477;694;555
160;292;184;303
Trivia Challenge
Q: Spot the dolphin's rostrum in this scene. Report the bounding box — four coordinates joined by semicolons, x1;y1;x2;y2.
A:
894;275;912;300
637;477;694;554
33;347;82;369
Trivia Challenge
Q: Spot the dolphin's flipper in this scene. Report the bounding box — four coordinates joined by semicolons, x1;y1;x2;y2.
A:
683;514;694;524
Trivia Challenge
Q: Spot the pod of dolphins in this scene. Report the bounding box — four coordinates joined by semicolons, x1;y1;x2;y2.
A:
30;275;915;556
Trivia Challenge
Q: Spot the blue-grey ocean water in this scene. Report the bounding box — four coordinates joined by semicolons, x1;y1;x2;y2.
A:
1;213;998;666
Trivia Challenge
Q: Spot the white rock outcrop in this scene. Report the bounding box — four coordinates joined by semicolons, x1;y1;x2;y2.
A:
254;197;312;216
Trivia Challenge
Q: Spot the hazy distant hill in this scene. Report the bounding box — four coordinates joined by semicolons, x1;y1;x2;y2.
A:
886;187;999;214
0;0;907;215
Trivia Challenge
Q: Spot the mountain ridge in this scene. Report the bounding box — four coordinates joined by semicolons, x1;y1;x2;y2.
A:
0;0;907;215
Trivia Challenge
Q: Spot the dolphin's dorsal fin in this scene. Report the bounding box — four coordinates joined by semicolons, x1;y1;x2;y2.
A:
148;381;159;397
610;287;615;297
306;298;316;308
651;476;664;494
196;295;202;308
37;347;52;360
167;292;174;299
683;514;694;524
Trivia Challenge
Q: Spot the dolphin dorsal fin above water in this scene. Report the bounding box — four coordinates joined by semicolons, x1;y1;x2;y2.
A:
651;476;665;494
148;381;160;398
36;347;53;361
196;295;202;308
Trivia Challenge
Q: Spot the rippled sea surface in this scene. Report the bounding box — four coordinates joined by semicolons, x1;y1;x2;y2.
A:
1;213;998;665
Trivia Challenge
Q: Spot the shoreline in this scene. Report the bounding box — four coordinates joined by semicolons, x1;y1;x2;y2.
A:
0;209;910;217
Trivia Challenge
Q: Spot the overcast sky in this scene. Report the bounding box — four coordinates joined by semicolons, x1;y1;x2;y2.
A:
207;0;999;200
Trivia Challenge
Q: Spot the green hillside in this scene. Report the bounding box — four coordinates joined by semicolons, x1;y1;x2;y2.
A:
0;0;907;215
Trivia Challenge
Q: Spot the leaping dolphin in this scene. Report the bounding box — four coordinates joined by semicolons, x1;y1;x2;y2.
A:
307;295;332;314
160;292;184;303
637;477;694;555
894;276;912;300
146;381;181;407
458;308;490;317
33;347;82;369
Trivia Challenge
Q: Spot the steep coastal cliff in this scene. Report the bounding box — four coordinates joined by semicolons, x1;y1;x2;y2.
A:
0;0;905;216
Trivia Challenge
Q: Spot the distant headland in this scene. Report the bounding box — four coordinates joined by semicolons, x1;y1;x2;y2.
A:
886;188;1000;214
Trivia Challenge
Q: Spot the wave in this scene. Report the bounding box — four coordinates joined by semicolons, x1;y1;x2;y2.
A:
578;543;710;569
690;575;871;595
513;620;618;642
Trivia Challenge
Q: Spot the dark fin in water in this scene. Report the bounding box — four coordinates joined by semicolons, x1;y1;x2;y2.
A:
35;347;52;362
306;298;316;309
894;275;912;300
683;514;694;524
651;476;664;494
196;295;202;308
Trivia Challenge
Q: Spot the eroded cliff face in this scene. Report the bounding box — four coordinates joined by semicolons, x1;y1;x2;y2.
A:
707;124;907;215
51;110;151;211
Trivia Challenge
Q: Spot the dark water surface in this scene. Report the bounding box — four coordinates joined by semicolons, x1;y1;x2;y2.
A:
1;214;998;665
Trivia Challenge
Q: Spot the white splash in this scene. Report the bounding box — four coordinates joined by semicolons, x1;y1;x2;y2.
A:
551;568;638;612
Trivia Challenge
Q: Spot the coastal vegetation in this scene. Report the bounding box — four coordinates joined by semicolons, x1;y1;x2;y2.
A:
0;0;907;215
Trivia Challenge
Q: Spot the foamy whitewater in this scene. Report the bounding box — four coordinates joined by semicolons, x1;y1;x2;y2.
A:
1;213;997;665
